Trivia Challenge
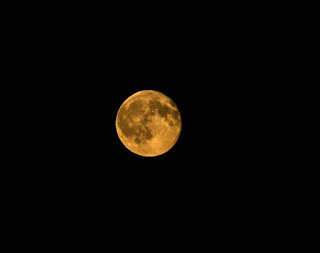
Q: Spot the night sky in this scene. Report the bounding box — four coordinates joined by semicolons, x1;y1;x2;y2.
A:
13;7;277;243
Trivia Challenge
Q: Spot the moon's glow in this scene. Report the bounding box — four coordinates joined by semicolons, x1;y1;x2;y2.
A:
116;90;182;157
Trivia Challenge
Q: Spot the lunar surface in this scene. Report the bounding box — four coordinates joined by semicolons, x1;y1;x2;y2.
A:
116;90;182;157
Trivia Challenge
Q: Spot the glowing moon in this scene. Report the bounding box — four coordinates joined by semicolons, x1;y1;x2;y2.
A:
116;90;182;157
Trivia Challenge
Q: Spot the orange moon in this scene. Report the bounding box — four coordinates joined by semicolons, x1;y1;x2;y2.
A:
115;90;182;157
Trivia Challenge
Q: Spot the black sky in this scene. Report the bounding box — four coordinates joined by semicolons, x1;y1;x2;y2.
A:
10;6;281;242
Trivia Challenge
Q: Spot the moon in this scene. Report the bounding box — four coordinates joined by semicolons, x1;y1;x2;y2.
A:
115;90;182;157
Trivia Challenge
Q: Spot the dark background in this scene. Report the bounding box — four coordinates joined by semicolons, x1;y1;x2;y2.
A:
6;4;286;246
16;26;271;231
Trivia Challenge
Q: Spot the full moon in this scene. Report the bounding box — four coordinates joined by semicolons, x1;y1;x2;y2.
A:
116;90;182;157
